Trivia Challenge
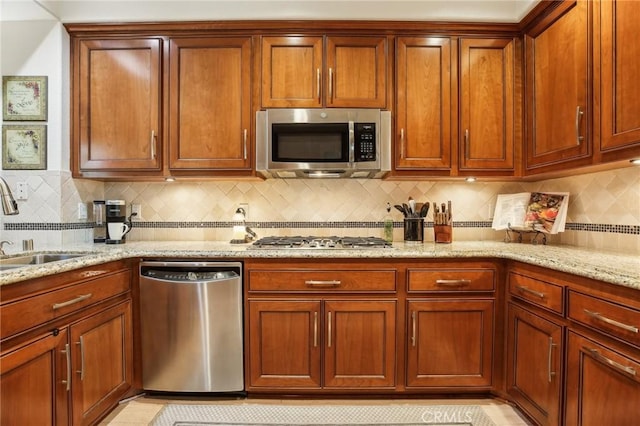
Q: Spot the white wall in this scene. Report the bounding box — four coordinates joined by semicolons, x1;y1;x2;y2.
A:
0;16;102;250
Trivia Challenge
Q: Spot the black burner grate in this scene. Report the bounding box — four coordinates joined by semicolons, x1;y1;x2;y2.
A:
250;236;392;249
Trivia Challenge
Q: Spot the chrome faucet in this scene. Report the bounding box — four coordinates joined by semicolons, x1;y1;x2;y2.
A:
0;177;19;215
0;240;13;256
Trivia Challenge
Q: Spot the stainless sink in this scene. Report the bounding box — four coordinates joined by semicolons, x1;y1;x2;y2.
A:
0;253;92;270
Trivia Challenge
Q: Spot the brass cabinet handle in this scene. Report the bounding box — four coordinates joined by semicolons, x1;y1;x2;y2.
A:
585;347;636;376
436;279;471;287
313;311;318;348
52;293;92;310
316;68;321;102
150;130;156;159
464;129;470;159
61;343;71;391
327;311;332;348
329;67;333;101
516;285;545;299
575;106;584;145
547;337;557;383
76;336;85;380
305;280;341;287
243;129;248;160
400;128;405;159
584;309;639;333
411;311;416;347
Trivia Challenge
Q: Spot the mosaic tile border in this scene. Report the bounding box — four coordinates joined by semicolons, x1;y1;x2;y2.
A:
4;222;94;231
4;221;640;235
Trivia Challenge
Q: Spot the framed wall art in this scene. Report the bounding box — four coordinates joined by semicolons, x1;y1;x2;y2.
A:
2;75;48;121
2;124;47;170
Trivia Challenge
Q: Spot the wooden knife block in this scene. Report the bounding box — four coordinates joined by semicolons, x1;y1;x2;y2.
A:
434;225;452;243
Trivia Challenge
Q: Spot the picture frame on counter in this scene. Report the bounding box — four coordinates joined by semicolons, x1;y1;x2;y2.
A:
2;124;47;170
2;75;48;121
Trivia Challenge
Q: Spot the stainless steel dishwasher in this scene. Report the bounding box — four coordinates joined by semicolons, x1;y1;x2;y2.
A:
139;261;244;393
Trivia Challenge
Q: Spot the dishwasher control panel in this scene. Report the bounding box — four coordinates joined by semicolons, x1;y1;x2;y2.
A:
143;269;238;282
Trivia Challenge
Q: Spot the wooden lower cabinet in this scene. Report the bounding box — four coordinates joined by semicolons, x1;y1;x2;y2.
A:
1;329;69;425
507;303;563;426
70;300;133;426
406;299;494;388
324;300;396;388
565;331;640;426
0;300;132;426
247;299;396;390
248;300;321;388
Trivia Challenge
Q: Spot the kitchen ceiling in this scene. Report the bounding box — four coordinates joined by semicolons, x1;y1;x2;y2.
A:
2;0;540;23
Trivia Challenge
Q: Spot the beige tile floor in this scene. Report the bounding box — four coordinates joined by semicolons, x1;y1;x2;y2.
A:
100;396;533;426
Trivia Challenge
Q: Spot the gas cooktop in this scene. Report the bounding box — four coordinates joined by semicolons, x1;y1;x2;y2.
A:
249;236;392;249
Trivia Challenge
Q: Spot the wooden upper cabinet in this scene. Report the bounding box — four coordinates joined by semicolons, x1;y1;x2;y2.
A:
168;37;252;171
459;37;516;173
75;38;162;173
325;36;387;108
595;0;640;159
525;0;591;172
261;35;387;108
395;37;452;171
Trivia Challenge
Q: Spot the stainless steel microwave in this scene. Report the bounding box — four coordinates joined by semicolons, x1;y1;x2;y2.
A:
256;108;391;178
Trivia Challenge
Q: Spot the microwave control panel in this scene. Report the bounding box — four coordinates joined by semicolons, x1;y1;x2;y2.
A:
354;123;376;161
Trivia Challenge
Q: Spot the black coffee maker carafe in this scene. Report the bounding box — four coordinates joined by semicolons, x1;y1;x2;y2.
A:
106;199;131;244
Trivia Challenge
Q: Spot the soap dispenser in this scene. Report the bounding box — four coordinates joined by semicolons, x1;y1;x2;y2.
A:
383;202;393;243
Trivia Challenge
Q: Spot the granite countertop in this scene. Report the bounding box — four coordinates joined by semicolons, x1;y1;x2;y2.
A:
1;240;638;290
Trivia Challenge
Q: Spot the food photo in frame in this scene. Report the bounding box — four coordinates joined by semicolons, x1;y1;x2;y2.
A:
2;75;48;121
2;125;47;170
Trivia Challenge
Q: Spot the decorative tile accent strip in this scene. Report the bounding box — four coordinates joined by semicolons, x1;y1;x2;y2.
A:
4;222;93;231
566;223;640;234
5;221;639;235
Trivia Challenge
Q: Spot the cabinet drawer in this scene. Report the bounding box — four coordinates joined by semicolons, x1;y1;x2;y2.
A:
509;272;564;315
1;269;131;339
248;270;396;292
568;291;640;348
408;269;495;292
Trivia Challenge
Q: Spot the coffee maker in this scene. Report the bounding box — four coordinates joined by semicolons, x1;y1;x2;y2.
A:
105;199;131;244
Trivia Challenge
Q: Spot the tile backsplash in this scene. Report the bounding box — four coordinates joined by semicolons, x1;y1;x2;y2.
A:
1;167;638;254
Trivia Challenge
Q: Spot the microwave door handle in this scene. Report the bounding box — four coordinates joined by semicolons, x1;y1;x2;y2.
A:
349;121;355;164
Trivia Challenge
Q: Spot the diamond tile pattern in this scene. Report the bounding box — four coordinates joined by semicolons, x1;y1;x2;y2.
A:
0;167;638;254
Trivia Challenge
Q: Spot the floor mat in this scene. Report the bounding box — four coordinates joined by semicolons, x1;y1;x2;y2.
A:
151;403;497;426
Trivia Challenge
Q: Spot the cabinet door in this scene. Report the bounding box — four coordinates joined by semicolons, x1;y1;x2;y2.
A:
507;303;562;426
70;301;132;426
596;0;640;157
525;0;591;171
248;299;322;388
76;38;162;171
262;36;323;108
459;38;515;172
325;36;387;108
407;299;493;387
169;37;252;171
324;300;396;388
396;37;452;170
565;331;640;426
1;330;69;426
